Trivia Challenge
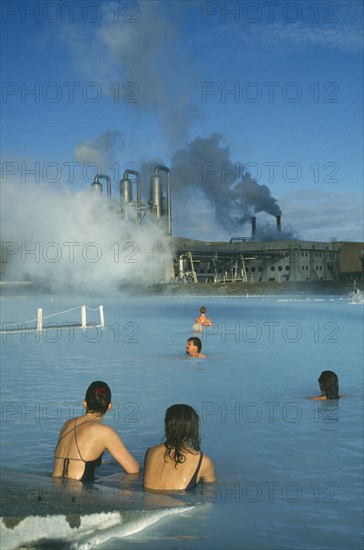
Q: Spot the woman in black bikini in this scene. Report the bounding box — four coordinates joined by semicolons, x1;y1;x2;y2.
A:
53;381;139;481
143;404;215;491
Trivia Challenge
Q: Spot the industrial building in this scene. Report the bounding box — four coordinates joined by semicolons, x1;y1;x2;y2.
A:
173;234;363;285
91;171;363;285
1;167;363;287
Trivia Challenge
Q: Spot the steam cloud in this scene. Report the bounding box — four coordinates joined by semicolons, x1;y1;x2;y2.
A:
0;182;173;292
73;2;197;147
74;130;124;172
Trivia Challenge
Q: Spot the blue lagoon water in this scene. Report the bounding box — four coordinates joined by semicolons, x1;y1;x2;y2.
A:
0;292;363;549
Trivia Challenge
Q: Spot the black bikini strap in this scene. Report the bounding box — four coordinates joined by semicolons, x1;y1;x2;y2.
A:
55;418;90;460
197;451;203;470
73;419;84;462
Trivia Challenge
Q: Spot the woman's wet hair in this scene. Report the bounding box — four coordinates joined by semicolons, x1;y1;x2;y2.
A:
318;371;339;399
164;404;201;465
199;306;206;314
85;381;111;414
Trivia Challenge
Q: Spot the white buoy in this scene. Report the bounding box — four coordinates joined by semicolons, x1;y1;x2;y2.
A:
192;323;202;332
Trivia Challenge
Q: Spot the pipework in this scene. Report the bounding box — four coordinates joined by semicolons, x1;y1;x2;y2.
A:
153;165;171;236
91;174;112;202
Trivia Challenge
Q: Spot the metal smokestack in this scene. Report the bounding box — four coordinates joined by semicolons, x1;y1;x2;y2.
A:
251;216;257;238
150;165;171;236
120;177;133;204
91;174;111;202
150;174;164;225
276;215;282;233
120;169;141;223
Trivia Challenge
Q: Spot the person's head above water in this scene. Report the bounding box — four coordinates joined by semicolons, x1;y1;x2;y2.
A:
164;404;201;464
318;371;339;399
186;336;205;357
195;306;212;327
84;381;112;415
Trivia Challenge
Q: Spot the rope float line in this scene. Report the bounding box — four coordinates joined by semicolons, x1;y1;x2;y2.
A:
21;306;83;325
37;305;104;331
1;305;104;332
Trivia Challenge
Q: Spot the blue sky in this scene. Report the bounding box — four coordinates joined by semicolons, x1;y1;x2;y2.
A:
1;0;363;242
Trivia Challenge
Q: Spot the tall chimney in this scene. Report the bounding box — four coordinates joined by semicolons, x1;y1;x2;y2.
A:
276;215;282;233
251;216;257;238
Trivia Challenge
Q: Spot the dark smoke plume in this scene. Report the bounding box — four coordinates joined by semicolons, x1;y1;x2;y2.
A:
170;134;283;234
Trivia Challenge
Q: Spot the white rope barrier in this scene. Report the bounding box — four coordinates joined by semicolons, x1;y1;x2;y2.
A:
42;306;80;319
21;306;82;325
1;305;104;332
21;317;38;325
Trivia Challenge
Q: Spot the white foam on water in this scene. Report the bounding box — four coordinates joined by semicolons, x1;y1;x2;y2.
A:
348;289;364;304
0;506;195;550
1;511;121;550
71;506;194;549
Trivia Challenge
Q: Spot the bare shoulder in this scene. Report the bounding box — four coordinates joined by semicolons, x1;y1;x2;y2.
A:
97;425;125;452
201;453;215;480
308;395;343;401
97;425;140;473
146;444;165;457
98;424;119;438
307;396;327;401
58;417;75;434
202;453;214;466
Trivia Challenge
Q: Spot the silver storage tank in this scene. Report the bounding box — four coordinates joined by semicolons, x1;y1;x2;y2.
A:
150;175;164;219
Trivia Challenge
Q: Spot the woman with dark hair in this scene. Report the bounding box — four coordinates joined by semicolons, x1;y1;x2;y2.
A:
309;371;340;400
53;381;139;481
143;404;215;491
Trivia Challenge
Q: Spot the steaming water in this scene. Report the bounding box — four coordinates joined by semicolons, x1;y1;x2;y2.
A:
0;292;363;549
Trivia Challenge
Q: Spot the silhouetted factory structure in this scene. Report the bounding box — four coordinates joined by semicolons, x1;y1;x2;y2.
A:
89;170;364;284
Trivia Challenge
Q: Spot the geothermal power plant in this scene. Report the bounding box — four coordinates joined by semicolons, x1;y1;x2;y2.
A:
89;168;364;285
1;166;362;287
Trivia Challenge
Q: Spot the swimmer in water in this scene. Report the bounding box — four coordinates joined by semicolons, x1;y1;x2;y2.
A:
143;404;215;491
308;370;340;400
53;381;140;481
195;306;212;326
186;336;206;358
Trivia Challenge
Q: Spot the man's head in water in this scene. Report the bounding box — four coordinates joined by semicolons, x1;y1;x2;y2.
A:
186;336;205;358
